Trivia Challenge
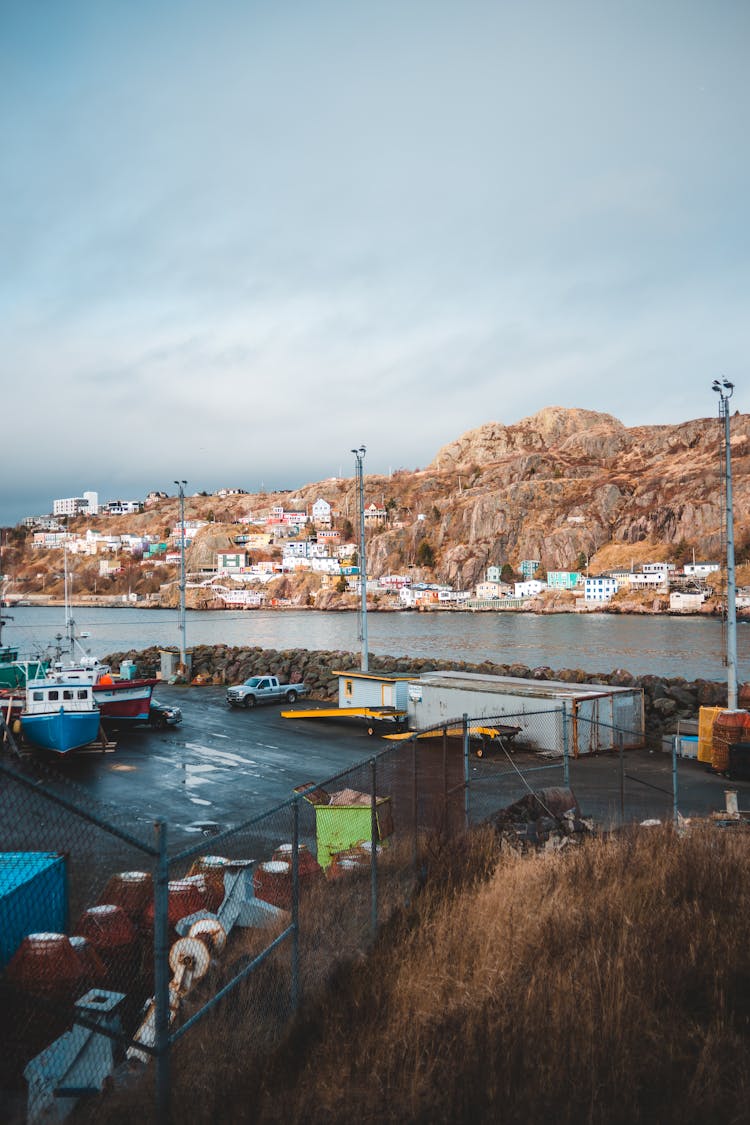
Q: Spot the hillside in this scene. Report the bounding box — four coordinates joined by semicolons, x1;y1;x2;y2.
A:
5;407;749;596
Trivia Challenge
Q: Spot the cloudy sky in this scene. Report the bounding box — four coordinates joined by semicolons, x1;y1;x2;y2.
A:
2;0;748;524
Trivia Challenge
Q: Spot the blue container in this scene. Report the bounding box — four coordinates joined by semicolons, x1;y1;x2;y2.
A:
0;853;68;969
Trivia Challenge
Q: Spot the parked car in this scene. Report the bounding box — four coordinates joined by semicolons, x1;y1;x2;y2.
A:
226;675;308;709
148;699;183;728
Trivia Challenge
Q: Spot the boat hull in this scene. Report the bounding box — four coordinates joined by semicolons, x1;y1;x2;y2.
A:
93;679;158;722
21;707;101;753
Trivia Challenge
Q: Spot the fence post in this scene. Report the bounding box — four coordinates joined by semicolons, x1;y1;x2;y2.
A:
154;818;170;1124
672;733;679;827
561;705;570;788
370;757;378;940
619;731;625;825
462;713;470;830
442;725;448;826
412;736;418;874
291;797;300;1011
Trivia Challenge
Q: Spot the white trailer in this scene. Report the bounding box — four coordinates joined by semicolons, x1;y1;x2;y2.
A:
406;671;644;755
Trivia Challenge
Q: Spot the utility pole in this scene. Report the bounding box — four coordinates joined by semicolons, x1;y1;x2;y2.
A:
712;380;738;709
174;480;188;670
351;446;368;672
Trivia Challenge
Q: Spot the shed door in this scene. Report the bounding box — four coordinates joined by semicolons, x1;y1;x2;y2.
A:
382;684;395;707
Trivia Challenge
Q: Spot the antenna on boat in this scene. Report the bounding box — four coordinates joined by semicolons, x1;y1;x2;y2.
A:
712;378;738;709
0;531;12;650
351;446;368;672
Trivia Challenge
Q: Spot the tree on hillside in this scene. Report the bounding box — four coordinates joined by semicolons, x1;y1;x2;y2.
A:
417;540;435;568
574;551;587;573
534;564;548;581
500;563;516;583
341;518;354;541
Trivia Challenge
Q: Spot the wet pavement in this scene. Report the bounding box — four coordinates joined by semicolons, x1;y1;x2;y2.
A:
41;687;379;845
11;686;750;849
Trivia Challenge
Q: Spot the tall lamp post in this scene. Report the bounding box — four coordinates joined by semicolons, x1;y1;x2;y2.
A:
175;480;187;670
712;380;738;710
351;446;368;672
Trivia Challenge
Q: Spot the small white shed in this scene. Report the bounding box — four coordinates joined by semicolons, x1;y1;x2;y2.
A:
334;670;414;712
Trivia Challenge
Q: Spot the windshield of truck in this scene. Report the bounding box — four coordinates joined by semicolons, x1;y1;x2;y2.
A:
244;677;262;687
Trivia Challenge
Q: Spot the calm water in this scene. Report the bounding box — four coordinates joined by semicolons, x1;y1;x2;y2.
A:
4;605;750;682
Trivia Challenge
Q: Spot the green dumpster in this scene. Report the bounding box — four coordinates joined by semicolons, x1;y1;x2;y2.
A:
296;785;394;869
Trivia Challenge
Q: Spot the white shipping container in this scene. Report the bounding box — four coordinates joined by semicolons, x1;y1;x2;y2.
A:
407;671;644;754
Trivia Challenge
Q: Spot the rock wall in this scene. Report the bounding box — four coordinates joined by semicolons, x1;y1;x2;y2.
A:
106;645;730;742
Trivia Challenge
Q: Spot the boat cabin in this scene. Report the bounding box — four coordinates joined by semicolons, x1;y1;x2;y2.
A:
25;681;97;714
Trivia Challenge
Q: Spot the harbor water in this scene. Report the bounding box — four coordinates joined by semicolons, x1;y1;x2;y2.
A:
5;605;750;683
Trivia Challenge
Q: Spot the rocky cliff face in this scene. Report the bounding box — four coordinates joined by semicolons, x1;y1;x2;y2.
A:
396;408;750;587
14;408;747;601
173;408;749;592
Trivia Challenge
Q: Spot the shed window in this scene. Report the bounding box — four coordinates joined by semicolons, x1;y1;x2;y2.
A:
344;680;353;698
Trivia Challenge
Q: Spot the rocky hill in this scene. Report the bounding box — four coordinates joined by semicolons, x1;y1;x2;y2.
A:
6;408;749;597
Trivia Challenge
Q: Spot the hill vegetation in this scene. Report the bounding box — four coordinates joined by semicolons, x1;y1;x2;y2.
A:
93;823;750;1124
6;407;750;599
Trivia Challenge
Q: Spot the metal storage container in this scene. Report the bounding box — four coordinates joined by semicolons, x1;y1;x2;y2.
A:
406;672;644;755
698;705;727;764
0;852;68;970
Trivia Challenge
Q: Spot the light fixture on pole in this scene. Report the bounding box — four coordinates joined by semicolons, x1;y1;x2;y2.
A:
351;446;368;672
711;379;737;709
174;480;188;670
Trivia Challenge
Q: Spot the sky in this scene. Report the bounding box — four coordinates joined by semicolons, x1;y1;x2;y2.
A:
2;0;749;524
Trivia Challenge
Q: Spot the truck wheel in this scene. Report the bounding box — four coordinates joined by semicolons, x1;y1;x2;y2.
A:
286;690;298;703
243;695;256;709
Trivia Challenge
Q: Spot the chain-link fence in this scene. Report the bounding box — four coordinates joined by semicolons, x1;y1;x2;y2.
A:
0;702;702;1122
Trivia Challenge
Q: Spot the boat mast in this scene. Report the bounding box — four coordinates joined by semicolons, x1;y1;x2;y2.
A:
351;446;368;672
175;479;188;670
63;543;74;652
712;379;738;709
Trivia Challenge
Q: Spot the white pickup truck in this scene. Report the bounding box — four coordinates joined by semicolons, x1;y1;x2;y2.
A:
226;675;308;709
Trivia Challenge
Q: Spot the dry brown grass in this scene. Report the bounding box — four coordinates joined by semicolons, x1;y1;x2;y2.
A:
88;825;750;1124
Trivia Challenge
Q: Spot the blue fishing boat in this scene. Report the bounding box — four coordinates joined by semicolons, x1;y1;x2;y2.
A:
20;678;101;754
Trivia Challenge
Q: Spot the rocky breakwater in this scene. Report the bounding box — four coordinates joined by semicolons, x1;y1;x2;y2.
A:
105;645;731;743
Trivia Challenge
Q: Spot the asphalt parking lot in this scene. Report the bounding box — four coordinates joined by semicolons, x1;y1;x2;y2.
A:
34;686;378;844
12;687;750;847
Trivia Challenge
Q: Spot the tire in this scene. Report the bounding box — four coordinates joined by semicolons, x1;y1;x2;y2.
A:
243;695;256;709
286;690;298;703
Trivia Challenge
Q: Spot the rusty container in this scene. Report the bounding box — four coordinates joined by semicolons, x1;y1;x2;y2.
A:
698;706;725;764
96;870;153;922
4;933;85;1072
253;861;292;909
6;933;84;999
182;872;224;913
69;935;108;988
272;843;324;887
711;710;750;774
187;855;231;910
327;853;370;881
142;878;209;936
73;904;138;986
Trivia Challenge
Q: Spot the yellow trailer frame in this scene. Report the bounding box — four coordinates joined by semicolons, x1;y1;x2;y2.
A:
281;705;408;736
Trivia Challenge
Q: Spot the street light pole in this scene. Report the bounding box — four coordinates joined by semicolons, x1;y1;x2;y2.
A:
174;480;187;670
351;446;368;672
712;380;738;709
